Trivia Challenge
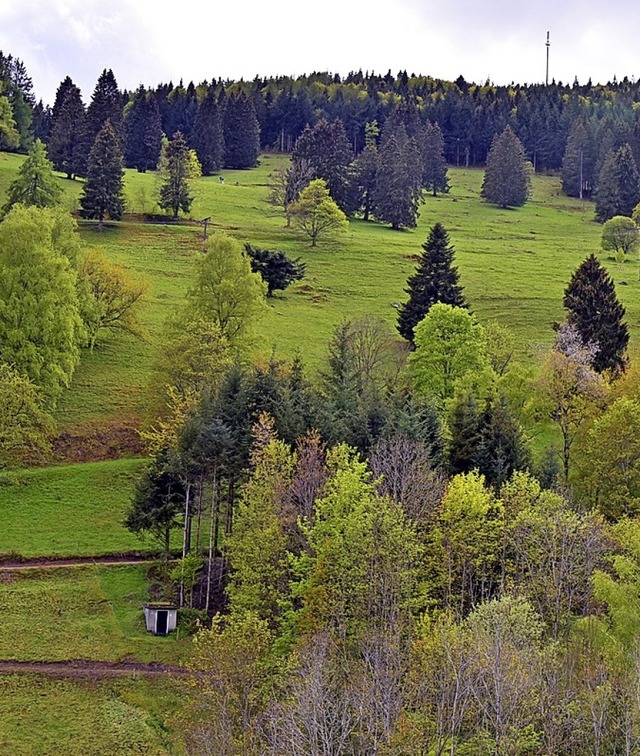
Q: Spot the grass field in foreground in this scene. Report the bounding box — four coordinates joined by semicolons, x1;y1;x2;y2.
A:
0;564;187;663
0;674;181;755
0;458;149;557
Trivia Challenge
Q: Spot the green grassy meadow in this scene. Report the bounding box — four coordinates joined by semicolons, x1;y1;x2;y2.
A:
0;674;181;754
0;565;186;663
0;458;149;557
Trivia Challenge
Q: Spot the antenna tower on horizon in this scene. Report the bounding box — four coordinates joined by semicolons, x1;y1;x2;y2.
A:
546;31;550;86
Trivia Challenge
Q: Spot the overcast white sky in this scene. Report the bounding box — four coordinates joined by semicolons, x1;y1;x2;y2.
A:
1;0;638;105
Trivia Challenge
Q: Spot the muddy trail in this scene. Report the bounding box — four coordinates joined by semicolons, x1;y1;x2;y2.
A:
0;553;163;571
0;659;187;679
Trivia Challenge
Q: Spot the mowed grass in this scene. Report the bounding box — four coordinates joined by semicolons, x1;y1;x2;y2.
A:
0;458;149;557
0;675;182;755
0;564;187;663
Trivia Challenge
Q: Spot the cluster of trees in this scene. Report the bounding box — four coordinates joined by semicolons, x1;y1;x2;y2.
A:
0;205;146;468
270;109;448;232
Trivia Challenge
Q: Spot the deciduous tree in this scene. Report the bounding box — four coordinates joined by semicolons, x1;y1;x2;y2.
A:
289;178;348;246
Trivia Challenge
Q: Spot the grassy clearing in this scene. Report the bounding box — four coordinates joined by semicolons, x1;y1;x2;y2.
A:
0;564;187;663
4;152;635;431
0;458;150;557
0;674;182;755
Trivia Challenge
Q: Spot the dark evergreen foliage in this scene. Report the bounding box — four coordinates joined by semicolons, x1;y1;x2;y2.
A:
373;124;423;230
291;118;353;212
47;83;85;179
348;139;378;221
124;86;163;172
561;118;596;198
594;143;640;222
481;125;532;208
448;391;481;475
31;100;52;142
422;121;449;195
158;131;196;218
79;120;125;229
80;69;123;175
474;394;530;488
192;87;224;175
397;223;466;344
563;253;629;374
223;92;260;169
125;451;186;557
244;244;306;296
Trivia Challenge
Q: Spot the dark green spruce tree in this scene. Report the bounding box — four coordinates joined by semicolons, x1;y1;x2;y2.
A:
561;117;596;199
244;244;306;296
80;69;123;175
192;86;224;175
124;86;162;172
47;83;85;179
474;394;530;488
481;125;532;208
397;223;466;344
594;143;640;222
348;121;379;221
373;123;423;230
80;120;125;230
563;253;629;374
448;390;481;475
222;91;260;169
422;121;449;196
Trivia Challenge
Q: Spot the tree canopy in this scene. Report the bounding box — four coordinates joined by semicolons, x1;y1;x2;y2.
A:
481;125;532;208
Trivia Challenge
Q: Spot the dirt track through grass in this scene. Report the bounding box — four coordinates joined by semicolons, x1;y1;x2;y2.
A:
0;659;186;679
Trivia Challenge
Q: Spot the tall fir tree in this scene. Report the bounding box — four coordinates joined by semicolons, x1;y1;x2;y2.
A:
124;86;163;172
192;86;224;175
474;394;530;488
222;91;260;169
80;120;125;230
422;121;449;196
594;143;640;222
2;139;62;215
397;223;466;344
47;83;85;179
563;253;629;374
158;131;201;218
373;124;423;230
348;121;379;221
80;69;123;175
481;125;532;208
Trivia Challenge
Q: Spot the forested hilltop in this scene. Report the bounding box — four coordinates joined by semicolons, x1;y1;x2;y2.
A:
6;46;640;754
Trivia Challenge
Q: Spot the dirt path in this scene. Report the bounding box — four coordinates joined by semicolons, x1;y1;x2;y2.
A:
0;554;160;571
0;659;187;679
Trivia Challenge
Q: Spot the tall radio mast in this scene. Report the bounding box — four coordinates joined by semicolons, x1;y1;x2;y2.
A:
546;31;550;85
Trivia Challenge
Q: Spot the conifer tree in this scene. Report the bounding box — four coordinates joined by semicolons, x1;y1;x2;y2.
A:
124;86;163;172
80;120;125;230
474;394;530;488
47;83;85;179
192;86;224;175
222;91;260;169
481;125;532;208
158;131;201;218
291;118;353;212
563;253;629;374
80;69;123;175
448;390;481;475
422;121;449;196
2;139;62;215
397;223;466;344
373;124;423;230
348;121;379;221
594;143;640;222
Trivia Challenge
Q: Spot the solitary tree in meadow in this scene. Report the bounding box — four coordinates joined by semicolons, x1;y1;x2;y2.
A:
397;223;466;345
288;178;348;246
481;125;532;208
601;216;640;258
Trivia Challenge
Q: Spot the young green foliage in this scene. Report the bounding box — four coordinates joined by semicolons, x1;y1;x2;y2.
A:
2;139;61;215
289;178;348;247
